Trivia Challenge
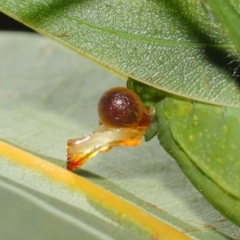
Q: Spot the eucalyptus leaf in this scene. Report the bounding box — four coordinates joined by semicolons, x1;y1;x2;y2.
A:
0;175;135;240
1;0;240;107
1;32;240;240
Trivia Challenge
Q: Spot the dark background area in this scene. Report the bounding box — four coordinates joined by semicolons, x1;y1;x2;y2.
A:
0;12;34;31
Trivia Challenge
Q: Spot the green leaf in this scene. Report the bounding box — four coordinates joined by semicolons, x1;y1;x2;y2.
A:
200;0;240;53
1;0;240;107
128;78;240;228
156;95;240;227
0;32;190;240
2;32;240;239
0;175;135;240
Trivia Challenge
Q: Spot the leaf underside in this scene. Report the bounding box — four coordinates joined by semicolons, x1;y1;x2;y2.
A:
0;0;240;107
1;32;240;239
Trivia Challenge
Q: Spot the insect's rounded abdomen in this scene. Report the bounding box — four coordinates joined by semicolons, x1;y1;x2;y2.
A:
98;87;143;128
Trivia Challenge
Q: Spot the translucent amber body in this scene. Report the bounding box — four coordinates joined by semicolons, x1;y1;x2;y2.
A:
98;87;143;128
67;87;153;170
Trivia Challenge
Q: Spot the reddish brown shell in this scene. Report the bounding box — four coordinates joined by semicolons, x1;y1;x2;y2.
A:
98;87;143;128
